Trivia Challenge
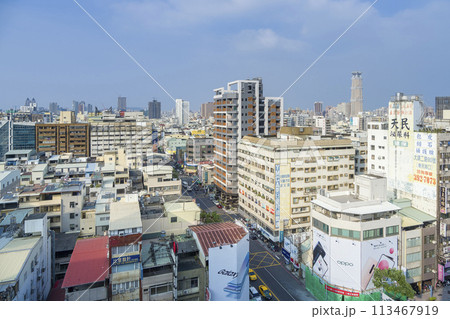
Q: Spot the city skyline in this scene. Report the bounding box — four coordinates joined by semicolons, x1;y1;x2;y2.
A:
0;0;448;112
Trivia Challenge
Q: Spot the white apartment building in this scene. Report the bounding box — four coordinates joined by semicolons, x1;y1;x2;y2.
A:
238;134;355;242
314;116;330;135
0;213;52;301
367;121;388;177
90;117;155;167
176;99;190;126
143;165;181;197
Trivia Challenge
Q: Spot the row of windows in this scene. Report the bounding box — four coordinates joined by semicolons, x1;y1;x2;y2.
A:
331;227;360;240
112;280;139;292
314;220;399;241
111;244;139;255
312;218;329;234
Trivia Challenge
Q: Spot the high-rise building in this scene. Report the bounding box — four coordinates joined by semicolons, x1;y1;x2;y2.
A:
213;78;283;206
175;99;189;126
201;102;214;119
35;123;90;157
350;72;363;117
0;120;36;160
87;104;93;114
435;96;450;120
49;102;59;114
118;96;127;112
314;101;323;116
78;101;86;114
72;100;79;114
367;121;388;177
148;99;161;119
237;133;355;240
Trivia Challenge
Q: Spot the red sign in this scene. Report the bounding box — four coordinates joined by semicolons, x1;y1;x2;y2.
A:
325;285;360;297
270;208;275;215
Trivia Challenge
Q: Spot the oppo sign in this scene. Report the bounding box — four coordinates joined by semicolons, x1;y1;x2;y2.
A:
337;260;354;267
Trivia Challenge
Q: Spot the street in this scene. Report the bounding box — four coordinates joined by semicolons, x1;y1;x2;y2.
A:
180;175;315;301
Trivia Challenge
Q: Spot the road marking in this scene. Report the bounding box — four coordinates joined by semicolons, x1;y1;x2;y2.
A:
252;264;282;270
253;269;280;301
263;268;297;301
275;256;280;260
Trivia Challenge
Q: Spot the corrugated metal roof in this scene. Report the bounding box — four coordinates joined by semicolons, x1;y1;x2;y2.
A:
189;222;247;257
0;237;40;283
0;209;32;226
398;207;435;224
61;236;109;288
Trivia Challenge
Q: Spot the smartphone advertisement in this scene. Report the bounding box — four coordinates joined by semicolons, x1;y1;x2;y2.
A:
312;227;398;293
361;236;398;291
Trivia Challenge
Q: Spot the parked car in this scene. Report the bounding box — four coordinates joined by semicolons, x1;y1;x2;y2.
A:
258;285;273;300
216;204;222;209
249;286;262;301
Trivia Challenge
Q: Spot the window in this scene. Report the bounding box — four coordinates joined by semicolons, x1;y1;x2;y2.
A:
406;267;421;278
70;213;75;219
171;217;177;223
406;237;421;248
424;249;435;259
406;252;421;263
424;235;435;245
331;227;360;240
386;225;399;236
70;202;75;208
363;228;383;240
191;277;198;288
424;265;433;274
312;218;329;234
150;283;172;295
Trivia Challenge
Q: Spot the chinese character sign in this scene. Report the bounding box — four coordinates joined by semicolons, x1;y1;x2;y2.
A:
412;133;437;200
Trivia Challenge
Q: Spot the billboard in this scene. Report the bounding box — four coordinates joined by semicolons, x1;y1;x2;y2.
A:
312;228;330;282
441;187;448;215
413;133;437;200
361;236;398;291
438;264;444;282
387;100;416;194
312;226;398;292
275;164;281;229
208;233;249;301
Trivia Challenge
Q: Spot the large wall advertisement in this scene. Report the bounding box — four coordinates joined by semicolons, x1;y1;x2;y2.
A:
387;100;417;194
208;233;249;301
312;227;398;292
413;133;437;200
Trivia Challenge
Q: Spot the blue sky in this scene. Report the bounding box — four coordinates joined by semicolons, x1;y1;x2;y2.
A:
0;0;449;112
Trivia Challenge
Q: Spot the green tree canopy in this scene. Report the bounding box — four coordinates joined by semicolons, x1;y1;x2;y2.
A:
372;268;415;300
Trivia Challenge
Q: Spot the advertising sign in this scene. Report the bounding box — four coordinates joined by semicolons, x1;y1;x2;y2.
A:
438;264;444;282
275;164;280;229
111;254;140;266
282;248;290;262
325;285;360;297
441;223;447;238
330;237;361;290
312;228;330;282
387;100;417;194
208;233;249;301
290;244;300;269
441;187;448;214
413;133;437;200
361;236;398;291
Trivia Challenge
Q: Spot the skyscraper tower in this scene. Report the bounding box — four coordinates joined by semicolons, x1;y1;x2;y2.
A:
148;99;161;119
314;101;323;116
118;96;127;112
175;99;189;126
350;71;363;117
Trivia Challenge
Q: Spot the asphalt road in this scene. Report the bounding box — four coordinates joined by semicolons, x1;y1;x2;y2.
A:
180;174;315;301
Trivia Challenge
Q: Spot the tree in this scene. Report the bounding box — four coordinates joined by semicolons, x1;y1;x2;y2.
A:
372;268;415;300
200;210;222;224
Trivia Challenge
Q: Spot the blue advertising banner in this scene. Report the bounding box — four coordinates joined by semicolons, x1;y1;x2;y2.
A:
282;248;290;262
111;254;140;266
275;164;280;229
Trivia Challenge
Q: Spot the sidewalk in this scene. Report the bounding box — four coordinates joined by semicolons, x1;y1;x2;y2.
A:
414;286;450;301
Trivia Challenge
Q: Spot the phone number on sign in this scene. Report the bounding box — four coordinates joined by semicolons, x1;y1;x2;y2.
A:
372;305;438;316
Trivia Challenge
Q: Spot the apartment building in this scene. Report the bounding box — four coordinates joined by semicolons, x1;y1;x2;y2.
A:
62;236;109;301
143;165;181;197
0;170;20;198
0;120;36;160
394;199;437;292
213;78;283;207
185;137;214;163
367;121;388;177
18;181;86;233
35;123;90;157
176;99;190;126
237;134;355;242
350;131;368;175
90;116;154;168
0;213;52;301
109;200;143;301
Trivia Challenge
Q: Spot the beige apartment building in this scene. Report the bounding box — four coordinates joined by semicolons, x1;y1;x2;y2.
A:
143;165;181;197
237;133;355;242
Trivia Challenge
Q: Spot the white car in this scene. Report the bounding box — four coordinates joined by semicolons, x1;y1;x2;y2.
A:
249;286;262;301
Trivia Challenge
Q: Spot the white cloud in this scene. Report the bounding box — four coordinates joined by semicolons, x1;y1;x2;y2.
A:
233;28;306;52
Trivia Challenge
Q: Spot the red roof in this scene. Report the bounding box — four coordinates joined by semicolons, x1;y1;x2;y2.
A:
189;222;247;256
62;236;109;288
